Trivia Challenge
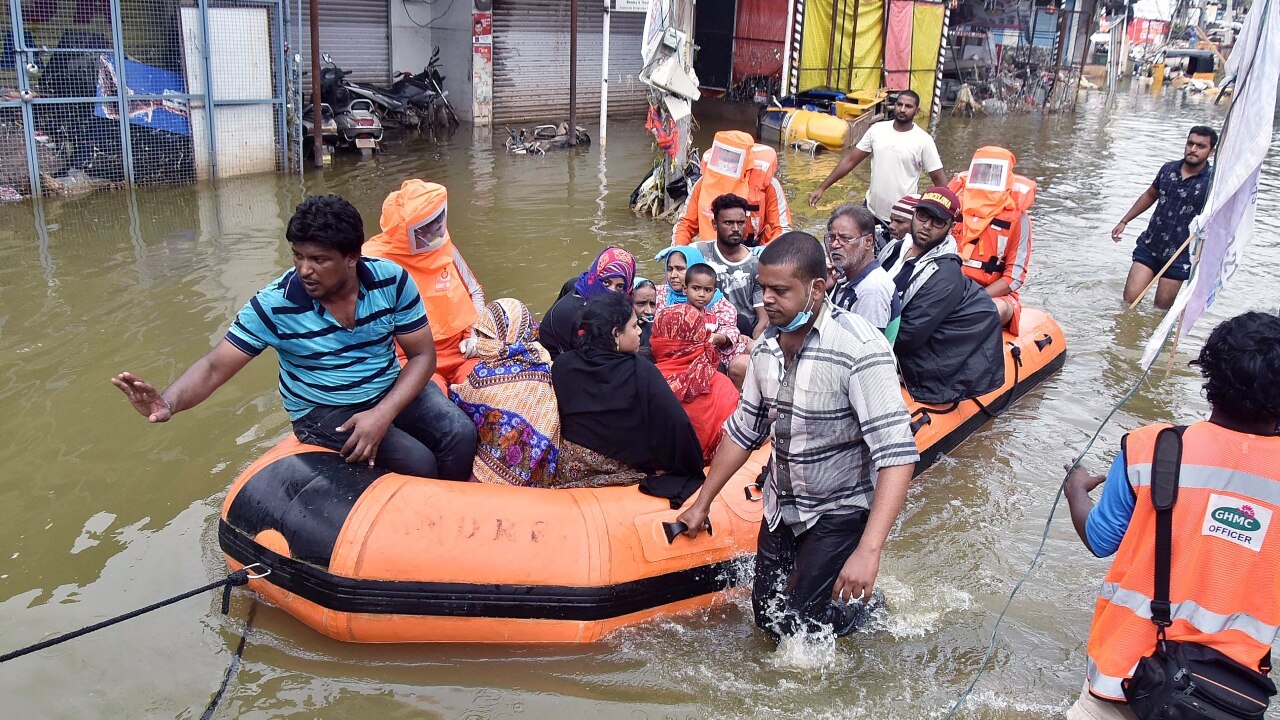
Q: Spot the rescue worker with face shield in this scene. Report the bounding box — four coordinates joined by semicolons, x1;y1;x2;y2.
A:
672;130;792;247
364;180;487;388
947;147;1035;333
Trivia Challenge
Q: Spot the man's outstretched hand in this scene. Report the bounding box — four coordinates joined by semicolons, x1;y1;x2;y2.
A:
111;372;172;423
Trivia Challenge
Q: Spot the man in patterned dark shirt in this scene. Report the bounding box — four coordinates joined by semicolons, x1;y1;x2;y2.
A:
1112;126;1217;309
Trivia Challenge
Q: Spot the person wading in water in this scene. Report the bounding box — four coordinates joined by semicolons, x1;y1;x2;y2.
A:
1111;126;1217;310
676;231;918;640
807;90;946;226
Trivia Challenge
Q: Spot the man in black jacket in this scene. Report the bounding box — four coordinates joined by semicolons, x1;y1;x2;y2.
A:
885;187;1004;404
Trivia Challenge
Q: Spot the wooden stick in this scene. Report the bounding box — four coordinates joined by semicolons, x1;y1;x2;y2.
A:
1164;309;1188;379
1127;233;1194;311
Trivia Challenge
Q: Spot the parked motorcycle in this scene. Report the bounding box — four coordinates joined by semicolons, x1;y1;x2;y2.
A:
392;47;460;131
322;54;421;132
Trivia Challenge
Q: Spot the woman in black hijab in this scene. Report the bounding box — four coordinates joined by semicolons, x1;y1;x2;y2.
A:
550;292;706;504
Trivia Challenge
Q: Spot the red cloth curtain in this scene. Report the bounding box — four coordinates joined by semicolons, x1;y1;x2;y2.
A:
732;0;788;79
884;0;915;89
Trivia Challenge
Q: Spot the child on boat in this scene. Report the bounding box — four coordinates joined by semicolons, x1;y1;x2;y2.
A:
683;263;747;374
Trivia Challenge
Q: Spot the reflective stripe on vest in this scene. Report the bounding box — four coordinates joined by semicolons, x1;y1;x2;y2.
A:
1084;422;1280;701
1086;657;1136;701
1098;581;1280;646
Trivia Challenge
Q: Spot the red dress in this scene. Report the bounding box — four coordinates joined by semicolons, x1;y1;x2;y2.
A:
651;305;741;462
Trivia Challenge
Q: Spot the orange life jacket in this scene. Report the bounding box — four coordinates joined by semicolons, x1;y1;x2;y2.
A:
1085;422;1280;701
672;130;790;246
364;180;482;341
949;147;1035;289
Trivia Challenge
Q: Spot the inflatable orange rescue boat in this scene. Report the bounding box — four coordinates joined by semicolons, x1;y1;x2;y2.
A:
220;309;1065;643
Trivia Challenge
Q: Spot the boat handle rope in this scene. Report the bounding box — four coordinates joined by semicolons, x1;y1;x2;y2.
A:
0;564;269;664
973;344;1024;420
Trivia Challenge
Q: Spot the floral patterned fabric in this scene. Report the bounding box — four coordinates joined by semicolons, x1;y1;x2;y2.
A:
450;298;561;486
655;288;745;364
1136;160;1214;268
552;440;647;489
651;305;741;463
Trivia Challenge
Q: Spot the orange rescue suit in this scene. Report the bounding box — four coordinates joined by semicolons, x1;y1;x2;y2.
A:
948;146;1034;333
673;130;791;246
364;180;484;386
1085;422;1280;702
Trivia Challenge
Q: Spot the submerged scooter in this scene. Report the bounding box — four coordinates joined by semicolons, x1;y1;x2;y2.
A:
315;54;383;157
301;101;339;159
503;121;590;154
336;98;382;158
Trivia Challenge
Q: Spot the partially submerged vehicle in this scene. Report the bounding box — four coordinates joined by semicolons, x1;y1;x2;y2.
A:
1162;48;1220;82
757;87;888;152
503;122;591;155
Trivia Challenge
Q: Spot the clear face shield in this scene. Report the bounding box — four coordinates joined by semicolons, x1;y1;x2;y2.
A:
707;141;747;179
967;157;1010;192
409;202;448;254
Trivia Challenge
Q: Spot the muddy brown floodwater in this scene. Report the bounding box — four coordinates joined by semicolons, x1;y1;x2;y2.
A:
1;87;1277;719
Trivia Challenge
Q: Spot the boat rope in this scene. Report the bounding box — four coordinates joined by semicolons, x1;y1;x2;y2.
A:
0;564;268;664
973;345;1024;419
911;344;1024;432
200;600;258;720
940;364;1153;719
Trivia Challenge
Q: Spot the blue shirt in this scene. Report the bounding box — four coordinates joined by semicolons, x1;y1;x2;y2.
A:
1137;160;1213;261
225;257;429;420
1084;451;1136;557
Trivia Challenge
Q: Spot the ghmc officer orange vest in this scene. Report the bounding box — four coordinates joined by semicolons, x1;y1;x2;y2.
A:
948;147;1035;290
1085;421;1280;701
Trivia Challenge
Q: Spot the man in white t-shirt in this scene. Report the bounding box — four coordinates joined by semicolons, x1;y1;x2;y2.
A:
807;90;946;224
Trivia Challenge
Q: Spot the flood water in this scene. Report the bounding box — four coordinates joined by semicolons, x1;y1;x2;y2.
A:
1;87;1278;719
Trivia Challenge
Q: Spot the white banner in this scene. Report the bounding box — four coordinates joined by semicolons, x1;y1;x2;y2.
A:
1140;0;1280;368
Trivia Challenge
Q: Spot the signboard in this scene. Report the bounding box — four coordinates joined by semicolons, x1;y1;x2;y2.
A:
612;0;648;11
472;11;492;45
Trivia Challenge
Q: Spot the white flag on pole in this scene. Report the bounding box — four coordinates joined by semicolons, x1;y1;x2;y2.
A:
1140;0;1280;368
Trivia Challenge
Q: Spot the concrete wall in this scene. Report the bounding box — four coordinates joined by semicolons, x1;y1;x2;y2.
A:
390;0;475;120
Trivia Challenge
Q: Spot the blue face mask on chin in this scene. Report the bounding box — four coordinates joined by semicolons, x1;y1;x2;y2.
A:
775;282;818;332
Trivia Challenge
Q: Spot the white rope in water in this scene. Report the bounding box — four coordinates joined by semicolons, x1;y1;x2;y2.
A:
940;365;1154;719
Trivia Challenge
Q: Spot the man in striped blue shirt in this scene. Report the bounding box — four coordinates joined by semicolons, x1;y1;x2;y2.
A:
111;195;477;479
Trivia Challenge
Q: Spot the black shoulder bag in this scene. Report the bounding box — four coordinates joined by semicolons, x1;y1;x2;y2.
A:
1122;426;1277;719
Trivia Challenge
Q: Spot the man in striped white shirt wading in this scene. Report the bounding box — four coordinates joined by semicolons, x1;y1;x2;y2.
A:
677;232;920;640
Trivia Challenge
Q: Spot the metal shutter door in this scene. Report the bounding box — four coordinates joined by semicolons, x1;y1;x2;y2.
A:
606;11;649;116
493;0;605;124
300;0;390;85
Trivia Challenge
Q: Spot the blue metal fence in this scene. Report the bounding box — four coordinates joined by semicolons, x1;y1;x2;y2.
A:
0;0;295;200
